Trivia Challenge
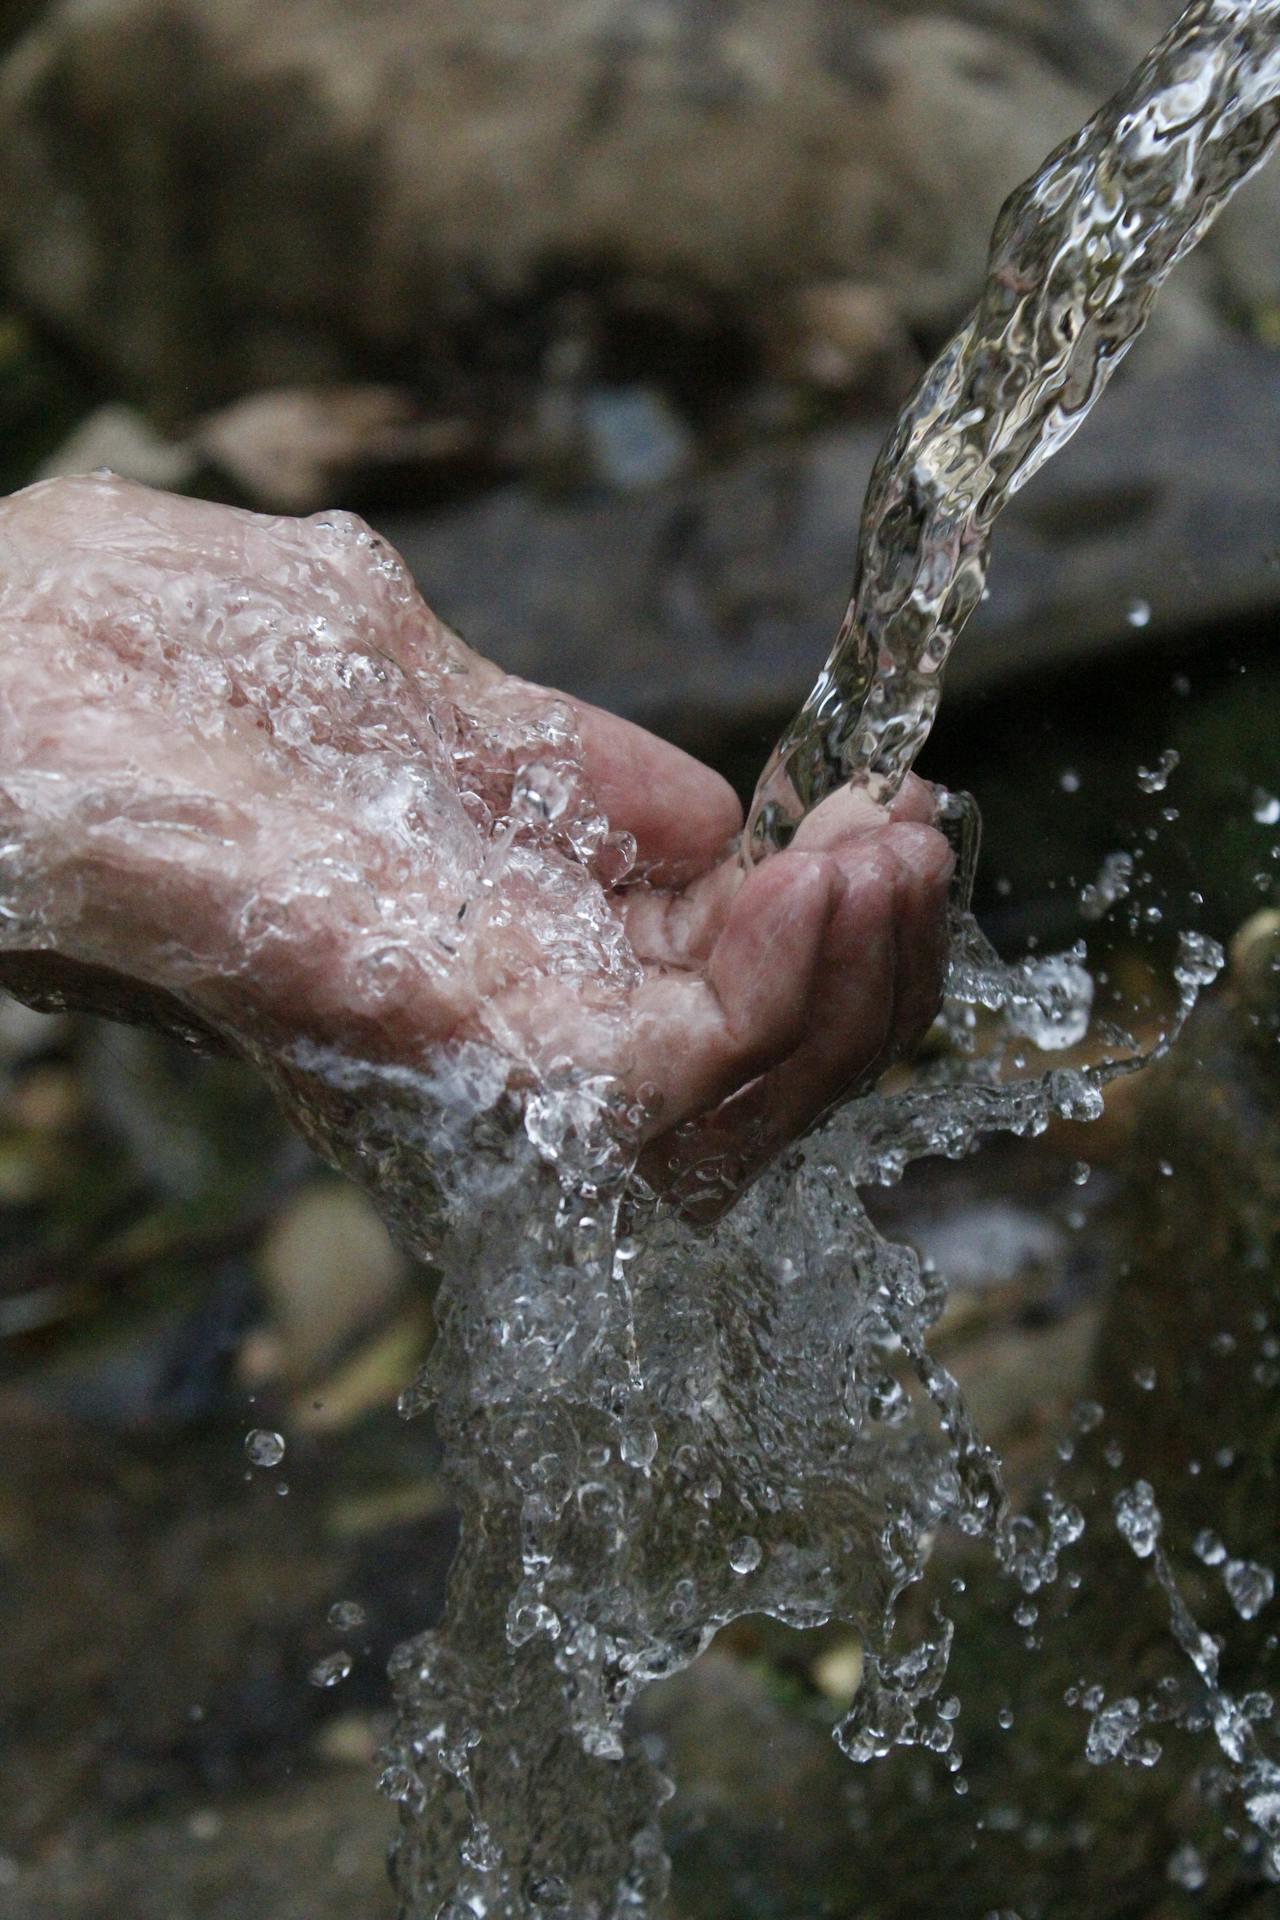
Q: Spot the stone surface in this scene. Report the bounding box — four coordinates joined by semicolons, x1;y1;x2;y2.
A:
34;403;197;491
194;387;480;513
256;1179;408;1386
373;337;1280;763
0;0;1227;417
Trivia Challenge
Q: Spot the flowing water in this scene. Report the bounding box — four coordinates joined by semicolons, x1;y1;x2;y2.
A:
747;0;1280;848
348;8;1280;1913
4;4;1280;1917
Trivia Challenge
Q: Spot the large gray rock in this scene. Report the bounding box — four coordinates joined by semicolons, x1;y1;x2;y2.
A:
372;335;1280;757
0;0;1198;416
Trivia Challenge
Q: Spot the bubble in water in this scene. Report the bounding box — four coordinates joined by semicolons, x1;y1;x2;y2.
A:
728;1536;763;1575
328;1600;367;1632
1166;1841;1208;1890
1253;790;1280;826
1133;1364;1157;1392
524;1873;572;1910
1069;1160;1091;1186
308;1650;354;1688
1059;769;1081;794
1126;599;1152;628
1115;1481;1162;1558
1137;749;1179;794
997;1707;1015;1730
379;1765;427;1813
1194;1530;1227;1566
1224;1559;1275;1622
244;1428;285;1468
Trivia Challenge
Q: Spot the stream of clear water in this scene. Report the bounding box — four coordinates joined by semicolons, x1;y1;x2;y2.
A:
747;0;1280;850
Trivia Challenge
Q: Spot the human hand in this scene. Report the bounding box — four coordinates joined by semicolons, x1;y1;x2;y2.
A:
0;474;951;1210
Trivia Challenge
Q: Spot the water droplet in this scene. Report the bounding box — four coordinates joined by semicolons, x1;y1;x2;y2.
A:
1137;749;1179;794
1194;1529;1227;1566
1085;1695;1161;1768
328;1600;367;1632
619;1420;658;1472
379;1764;426;1811
728;1536;763;1575
1059;768;1081;794
308;1650;353;1688
244;1428;285;1468
997;1706;1014;1730
1166;1841;1207;1890
1069;1160;1091;1186
1254;790;1280;826
1115;1481;1161;1558
1224;1558;1275;1621
1174;930;1224;993
1132;1363;1157;1391
1126;598;1152;628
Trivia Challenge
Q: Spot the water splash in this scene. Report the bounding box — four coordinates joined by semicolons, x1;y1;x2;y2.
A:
364;6;1280;1909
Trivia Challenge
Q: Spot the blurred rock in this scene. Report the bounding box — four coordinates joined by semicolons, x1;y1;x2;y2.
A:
374;337;1280;762
292;1305;434;1437
0;996;65;1067
34;402;196;490
1229;907;1280;1014
774;278;916;396
0;1767;388;1920
195;385;480;513
0;0;1233;417
580;385;693;492
255;1179;408;1386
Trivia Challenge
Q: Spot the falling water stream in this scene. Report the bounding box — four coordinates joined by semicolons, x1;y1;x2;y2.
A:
3;3;1280;1917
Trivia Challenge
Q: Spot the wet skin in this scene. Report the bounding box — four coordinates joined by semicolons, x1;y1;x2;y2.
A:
0;474;952;1210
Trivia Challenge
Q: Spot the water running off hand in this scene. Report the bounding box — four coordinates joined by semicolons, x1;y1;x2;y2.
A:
349;7;1280;1914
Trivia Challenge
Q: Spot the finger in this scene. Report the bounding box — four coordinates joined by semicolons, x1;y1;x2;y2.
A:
613;851;837;1129
885;821;954;1053
620;770;941;968
569;700;744;882
648;822;953;1214
788;771;937;851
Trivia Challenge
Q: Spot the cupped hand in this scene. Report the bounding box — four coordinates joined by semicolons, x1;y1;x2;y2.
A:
0;474;952;1210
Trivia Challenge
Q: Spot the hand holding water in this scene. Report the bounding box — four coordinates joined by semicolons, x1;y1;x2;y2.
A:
0;474;951;1206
